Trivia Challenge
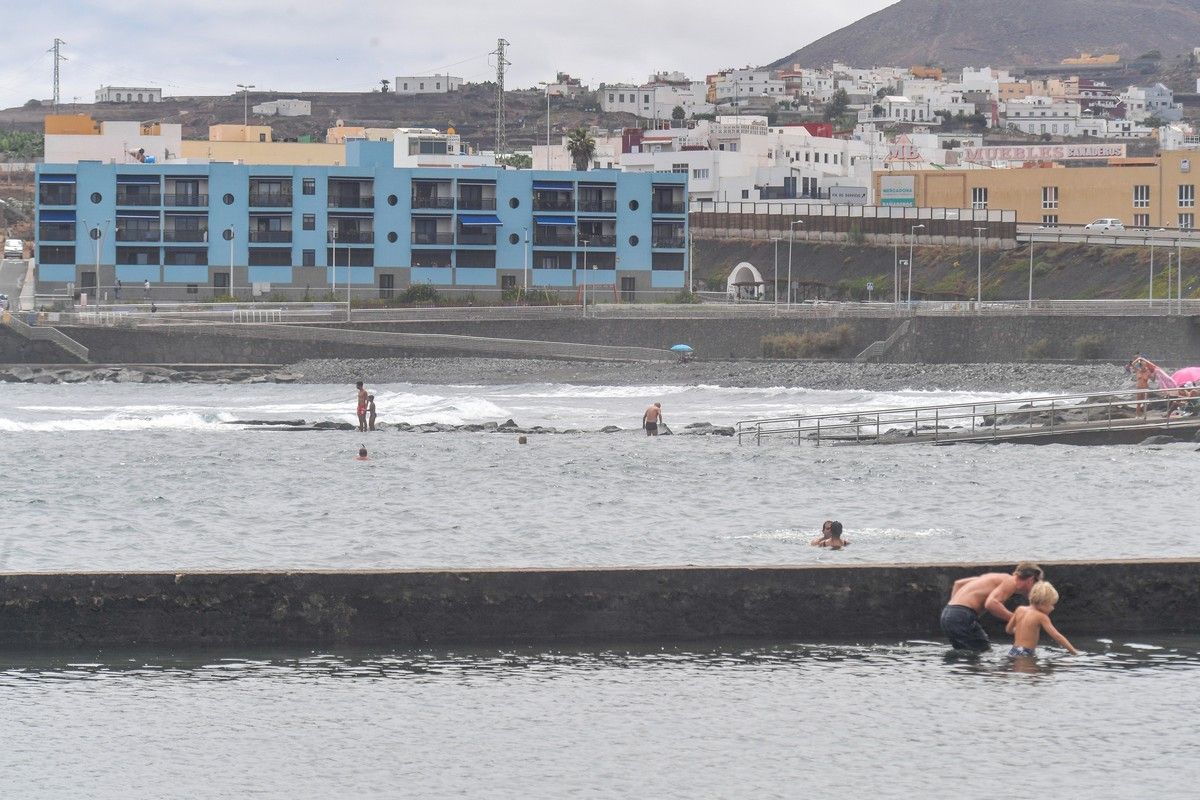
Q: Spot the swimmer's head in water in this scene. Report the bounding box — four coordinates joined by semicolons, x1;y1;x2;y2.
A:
654;402;661;408
828;521;843;539
358;446;368;457
368;394;375;401
356;381;363;389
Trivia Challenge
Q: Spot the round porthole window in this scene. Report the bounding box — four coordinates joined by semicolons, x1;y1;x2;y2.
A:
628;199;639;211
628;235;639;247
222;228;234;241
89;227;102;240
387;231;398;243
509;197;520;209
222;193;234;205
387;194;398;206
90;191;102;204
509;233;520;245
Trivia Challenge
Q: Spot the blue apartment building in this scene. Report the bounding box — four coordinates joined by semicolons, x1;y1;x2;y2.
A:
34;140;689;301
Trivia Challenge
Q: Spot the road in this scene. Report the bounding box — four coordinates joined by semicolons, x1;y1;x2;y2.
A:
1018;224;1200;249
0;258;28;308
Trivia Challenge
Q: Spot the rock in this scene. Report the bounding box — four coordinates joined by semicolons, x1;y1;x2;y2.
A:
482;422;498;431
498;418;520;429
313;421;356;431
31;374;58;384
114;368;143;383
144;374;171;384
458;424;486;432
268;372;301;383
244;376;268;384
712;426;736;436
1140;435;1177;446
6;366;35;382
58;370;90;383
599;425;623;433
226;419;307;426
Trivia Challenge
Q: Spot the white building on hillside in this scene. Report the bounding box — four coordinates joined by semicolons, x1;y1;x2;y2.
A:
392;128;491;168
1076;116;1154;139
1003;96;1082;136
252;99;312;117
393;75;463;95
95;86;162;103
1121;84;1183;123
600;76;712;121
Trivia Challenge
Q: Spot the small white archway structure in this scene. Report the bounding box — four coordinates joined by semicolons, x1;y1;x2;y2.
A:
726;261;765;300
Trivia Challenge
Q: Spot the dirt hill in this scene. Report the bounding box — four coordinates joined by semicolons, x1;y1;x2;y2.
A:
772;0;1200;69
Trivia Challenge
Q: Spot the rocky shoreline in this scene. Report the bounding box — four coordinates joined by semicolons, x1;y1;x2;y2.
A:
0;365;302;385
288;357;1131;393
226;418;735;436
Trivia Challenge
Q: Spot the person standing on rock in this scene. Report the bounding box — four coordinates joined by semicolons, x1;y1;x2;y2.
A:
367;394;377;431
114;279;122;301
142;279;150;300
939;562;1043;652
356;381;369;432
643;402;663;437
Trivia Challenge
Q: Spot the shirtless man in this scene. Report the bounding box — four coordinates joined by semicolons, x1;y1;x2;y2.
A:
939;562;1043;652
356;381;369;432
642;402;663;437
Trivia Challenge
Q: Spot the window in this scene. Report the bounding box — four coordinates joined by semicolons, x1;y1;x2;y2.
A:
302;249;315;267
302;214;315;231
1134;214;1151;228
1134;185;1150;208
671;163;687;174
302;178;316;195
186;284;198;294
1179;185;1195;208
1042;215;1058;226
692;169;709;179
1041;186;1058;209
971;187;988;210
1180;213;1194;230
741;189;750;199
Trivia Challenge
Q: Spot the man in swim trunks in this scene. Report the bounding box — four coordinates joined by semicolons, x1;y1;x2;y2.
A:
939;562;1043;652
643;402;663;436
356;381;368;432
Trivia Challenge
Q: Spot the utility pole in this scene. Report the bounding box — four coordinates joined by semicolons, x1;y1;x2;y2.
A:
237;83;255;127
491;38;510;160
49;38;67;112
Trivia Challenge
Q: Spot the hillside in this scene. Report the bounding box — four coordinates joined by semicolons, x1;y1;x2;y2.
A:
772;0;1200;69
0;85;638;151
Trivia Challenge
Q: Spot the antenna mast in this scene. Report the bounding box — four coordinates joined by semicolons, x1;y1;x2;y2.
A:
491;38;510;159
49;38;67;111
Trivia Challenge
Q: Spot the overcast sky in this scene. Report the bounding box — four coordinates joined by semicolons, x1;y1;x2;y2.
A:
0;0;896;109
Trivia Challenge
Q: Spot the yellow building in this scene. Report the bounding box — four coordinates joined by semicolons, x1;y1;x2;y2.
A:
910;66;943;80
326;123;397;144
1061;53;1120;66
44;114;102;135
208;124;274;143
178;139;345;165
876;151;1200;228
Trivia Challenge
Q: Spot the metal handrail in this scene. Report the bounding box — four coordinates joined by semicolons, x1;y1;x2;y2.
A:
736;387;1192;446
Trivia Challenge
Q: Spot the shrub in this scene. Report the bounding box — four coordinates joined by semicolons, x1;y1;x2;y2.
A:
397;284;441;305
1025;338;1051;360
761;324;853;358
666;290;701;304
1074;334;1105;360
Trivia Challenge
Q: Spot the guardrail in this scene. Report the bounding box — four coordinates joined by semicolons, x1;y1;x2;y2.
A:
1;310;90;361
735;387;1194;446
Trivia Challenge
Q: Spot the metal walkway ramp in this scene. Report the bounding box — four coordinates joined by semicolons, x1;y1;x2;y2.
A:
735;388;1200;446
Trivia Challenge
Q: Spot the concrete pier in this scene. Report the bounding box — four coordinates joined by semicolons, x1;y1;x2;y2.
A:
0;560;1195;649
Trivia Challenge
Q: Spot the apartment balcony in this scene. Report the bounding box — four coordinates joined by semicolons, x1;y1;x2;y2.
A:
115;229;161;242
533;197;575;212
581;234;616;248
38;187;76;206
116;190;162;207
163;229;209;243
329;194;374;209
457;197;497;211
651;201;686;214
579;199;617;213
534;230;576;246
652;235;686;249
249;192;293;207
249;230;293;243
332;231;374;244
163;193;209;207
412;231;454;245
38;223;75;242
457;231;497;245
412;195;455;209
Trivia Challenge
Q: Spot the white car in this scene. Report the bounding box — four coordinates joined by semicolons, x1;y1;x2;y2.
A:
1083;218;1125;232
3;238;23;258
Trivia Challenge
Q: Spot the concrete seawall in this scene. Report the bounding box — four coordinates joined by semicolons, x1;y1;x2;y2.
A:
1;560;1195;649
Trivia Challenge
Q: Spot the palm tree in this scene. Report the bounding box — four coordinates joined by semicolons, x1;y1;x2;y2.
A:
566;128;596;171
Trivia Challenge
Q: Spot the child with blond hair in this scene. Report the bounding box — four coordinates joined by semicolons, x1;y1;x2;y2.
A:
1005;581;1079;656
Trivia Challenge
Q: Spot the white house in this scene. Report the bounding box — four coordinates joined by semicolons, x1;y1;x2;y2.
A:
1121;84;1182;123
1076;116;1154;139
95;86;162;103
1003;96;1082;136
45;120;182;163
392;128;491;168
251;99;312;117
600;77;712;121
393;75;463;95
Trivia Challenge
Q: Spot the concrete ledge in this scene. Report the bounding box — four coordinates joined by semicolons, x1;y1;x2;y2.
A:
1;560;1196;648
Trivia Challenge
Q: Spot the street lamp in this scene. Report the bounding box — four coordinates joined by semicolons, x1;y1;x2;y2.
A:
580;238;589;315
1177;238;1184;315
973;226;987;310
771;237;781;309
788;219;804;307
907;224;924;305
1028;236;1034;309
82;218;110;303
538;81;552;168
330;227;338;293
226;225;236;299
523;226;530;295
1149;230;1165;307
236;83;255;127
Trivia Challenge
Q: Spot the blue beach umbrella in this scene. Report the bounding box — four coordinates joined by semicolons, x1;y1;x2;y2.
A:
670;344;694;353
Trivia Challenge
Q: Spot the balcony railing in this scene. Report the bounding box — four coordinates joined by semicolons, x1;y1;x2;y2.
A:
39;188;76;206
652;201;686;214
412;195;455;209
163;193;209;207
533;197;575;212
653;236;687;249
249;192;293;207
249;230;293;243
412;231;454;245
38;224;75;241
579;199;617;212
457;197;497;210
534;231;576;246
580;234;616;247
116;229;161;242
163;229;209;242
457;231;497;245
329;195;374;208
116;191;161;206
332;231;374;244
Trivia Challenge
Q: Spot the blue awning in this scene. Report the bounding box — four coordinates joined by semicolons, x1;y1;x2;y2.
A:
116;174;161;184
535;215;576;226
39;173;77;183
459;214;502;226
532;181;573;191
40;210;76;222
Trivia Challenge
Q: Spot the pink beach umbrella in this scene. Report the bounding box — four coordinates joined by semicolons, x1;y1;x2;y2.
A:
1171;366;1200;386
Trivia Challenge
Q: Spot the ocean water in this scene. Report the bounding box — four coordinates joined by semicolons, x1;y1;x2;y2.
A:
0;381;1193;571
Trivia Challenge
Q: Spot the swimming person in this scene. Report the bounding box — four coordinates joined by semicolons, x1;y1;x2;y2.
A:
643;402;663;437
356;446;369;461
1005;581;1079;657
815;521;848;550
367;394;377;431
939;562;1043;652
810;520;834;545
356;381;369;432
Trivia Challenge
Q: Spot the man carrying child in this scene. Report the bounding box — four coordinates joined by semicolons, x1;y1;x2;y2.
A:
939;562;1043;652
